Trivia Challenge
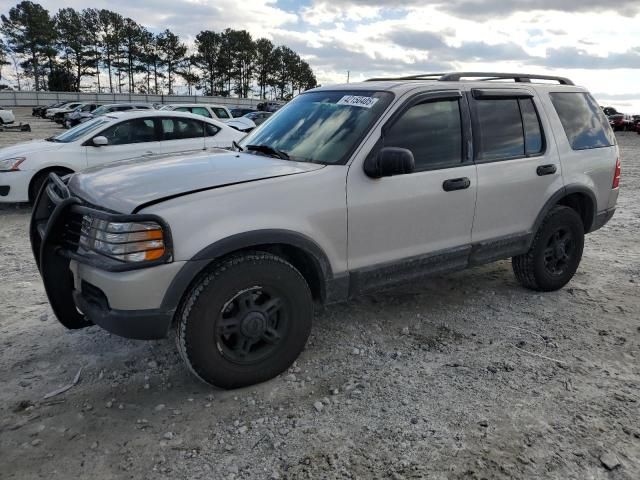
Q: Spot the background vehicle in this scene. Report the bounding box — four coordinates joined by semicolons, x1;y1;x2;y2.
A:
0;110;245;203
52;102;94;124
164;103;256;132
244;111;272;126
77;103;155;124
608;113;634;131
45;102;83;119
33;102;65;117
29;72;619;390
231;108;256;117
257;101;284;112
0;107;15;124
64;104;101;128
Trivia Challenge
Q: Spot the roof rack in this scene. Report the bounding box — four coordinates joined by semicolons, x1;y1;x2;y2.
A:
365;72;574;86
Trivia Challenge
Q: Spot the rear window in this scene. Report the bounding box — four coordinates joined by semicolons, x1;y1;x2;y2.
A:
550;92;615;150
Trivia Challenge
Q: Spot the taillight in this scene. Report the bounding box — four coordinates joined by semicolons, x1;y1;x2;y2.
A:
612;157;621;189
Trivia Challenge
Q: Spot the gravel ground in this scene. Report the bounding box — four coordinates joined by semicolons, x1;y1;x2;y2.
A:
0;108;638;479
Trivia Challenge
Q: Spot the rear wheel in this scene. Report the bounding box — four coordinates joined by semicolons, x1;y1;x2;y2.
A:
176;252;313;389
512;206;584;292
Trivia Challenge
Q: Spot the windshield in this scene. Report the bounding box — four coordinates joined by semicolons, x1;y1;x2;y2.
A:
91;105;115;116
49;118;110;143
239;90;393;164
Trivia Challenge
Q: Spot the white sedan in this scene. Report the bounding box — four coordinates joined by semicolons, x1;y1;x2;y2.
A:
0;110;246;203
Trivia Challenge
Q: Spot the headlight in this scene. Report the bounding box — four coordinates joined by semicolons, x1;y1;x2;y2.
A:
0;157;26;171
79;216;170;263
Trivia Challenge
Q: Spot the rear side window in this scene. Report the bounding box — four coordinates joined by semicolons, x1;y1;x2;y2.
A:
474;98;544;161
384;99;462;171
213;107;230;119
549;92;615;150
191;107;212;118
161;118;204;140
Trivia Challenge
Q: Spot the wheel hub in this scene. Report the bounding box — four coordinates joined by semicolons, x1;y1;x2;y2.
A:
240;311;267;338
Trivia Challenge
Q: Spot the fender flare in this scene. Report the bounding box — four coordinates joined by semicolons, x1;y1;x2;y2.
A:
530;185;598;241
160;229;335;312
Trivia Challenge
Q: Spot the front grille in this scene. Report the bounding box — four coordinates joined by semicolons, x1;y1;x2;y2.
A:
60;211;83;252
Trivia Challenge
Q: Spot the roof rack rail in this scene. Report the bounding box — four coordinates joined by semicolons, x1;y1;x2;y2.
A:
439;72;574;85
365;73;446;82
365;72;574;86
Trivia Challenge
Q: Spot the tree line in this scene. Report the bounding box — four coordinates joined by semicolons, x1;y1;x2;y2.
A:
0;1;318;100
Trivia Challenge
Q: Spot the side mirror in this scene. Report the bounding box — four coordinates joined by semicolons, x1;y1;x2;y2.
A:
92;136;108;146
364;147;415;178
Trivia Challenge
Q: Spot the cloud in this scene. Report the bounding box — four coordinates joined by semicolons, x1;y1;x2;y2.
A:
303;0;640;21
539;47;640;69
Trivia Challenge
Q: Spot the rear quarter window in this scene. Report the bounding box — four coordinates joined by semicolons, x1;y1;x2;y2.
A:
549;92;615;150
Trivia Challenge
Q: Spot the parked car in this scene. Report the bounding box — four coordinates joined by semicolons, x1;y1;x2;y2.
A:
230;107;257;117
164;104;256;132
602;106;619;116
257;101;284;112
30;72;619;389
244;111;273;126
53;103;96;124
45;102;83;119
64;103;101;128
608;113;634;131
32;102;65;117
0;110;245;203
0;107;15;124
77;103;156;124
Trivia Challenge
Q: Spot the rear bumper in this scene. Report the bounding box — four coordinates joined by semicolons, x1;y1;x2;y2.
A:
591;208;616;232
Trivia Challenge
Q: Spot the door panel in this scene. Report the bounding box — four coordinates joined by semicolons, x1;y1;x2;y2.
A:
347;92;477;273
471;93;564;243
348;165;477;270
86;118;161;168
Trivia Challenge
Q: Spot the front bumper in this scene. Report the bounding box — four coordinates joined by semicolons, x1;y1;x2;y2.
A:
0;170;31;203
30;174;178;339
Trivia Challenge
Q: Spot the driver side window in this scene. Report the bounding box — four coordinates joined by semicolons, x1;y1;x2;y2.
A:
98;119;157;145
384;99;463;171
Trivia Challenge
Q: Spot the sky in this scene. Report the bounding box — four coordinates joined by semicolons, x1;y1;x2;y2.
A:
24;0;640;113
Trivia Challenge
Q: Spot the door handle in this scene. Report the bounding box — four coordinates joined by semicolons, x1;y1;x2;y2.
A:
537;164;557;176
143;151;155;156
442;177;471;192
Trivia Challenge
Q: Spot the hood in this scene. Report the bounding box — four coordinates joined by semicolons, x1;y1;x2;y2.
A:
0;139;65;160
68;149;324;213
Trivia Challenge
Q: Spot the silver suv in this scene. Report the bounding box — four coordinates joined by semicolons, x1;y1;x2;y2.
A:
30;72;620;389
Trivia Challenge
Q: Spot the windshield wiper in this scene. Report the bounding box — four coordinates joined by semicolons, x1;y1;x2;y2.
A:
45;136;60;142
246;144;289;160
232;140;244;152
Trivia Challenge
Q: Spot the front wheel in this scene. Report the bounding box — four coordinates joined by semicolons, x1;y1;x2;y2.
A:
175;252;313;389
512;206;584;292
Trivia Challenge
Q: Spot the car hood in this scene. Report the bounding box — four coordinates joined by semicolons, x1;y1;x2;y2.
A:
68;149;325;213
0;139;65;159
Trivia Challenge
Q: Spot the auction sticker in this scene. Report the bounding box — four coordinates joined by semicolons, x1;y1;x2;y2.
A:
337;95;379;108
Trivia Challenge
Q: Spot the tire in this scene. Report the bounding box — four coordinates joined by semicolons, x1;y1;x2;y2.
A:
512;206;584;292
176;252;313;389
